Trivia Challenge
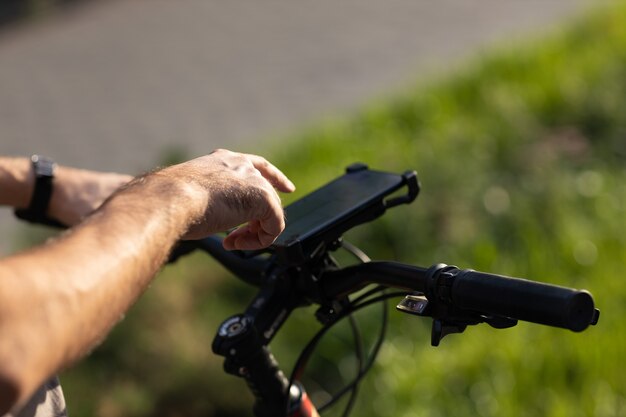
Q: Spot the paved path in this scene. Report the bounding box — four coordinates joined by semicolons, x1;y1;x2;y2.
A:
0;0;596;252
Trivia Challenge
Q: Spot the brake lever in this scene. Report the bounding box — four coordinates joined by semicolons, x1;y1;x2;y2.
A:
396;295;469;346
396;294;518;346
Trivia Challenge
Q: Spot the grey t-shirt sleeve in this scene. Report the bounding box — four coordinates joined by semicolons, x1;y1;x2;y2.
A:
4;376;67;417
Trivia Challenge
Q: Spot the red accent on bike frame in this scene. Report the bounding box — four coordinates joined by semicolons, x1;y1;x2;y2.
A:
290;391;320;417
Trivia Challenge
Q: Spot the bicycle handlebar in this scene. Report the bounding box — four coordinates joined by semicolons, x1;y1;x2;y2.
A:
180;237;599;333
430;265;598;332
320;261;598;332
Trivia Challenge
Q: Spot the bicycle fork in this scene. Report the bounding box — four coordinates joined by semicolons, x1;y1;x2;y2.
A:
213;314;320;417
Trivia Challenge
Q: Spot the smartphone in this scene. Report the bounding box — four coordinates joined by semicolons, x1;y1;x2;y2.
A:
271;163;419;265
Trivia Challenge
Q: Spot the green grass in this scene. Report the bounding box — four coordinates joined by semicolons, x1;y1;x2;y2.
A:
58;3;626;416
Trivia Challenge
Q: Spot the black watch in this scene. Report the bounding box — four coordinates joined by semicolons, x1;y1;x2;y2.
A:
14;155;65;227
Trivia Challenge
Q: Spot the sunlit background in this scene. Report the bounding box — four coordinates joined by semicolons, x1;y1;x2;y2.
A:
1;0;624;416
0;0;599;251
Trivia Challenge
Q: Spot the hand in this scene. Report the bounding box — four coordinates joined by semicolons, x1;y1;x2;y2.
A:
48;167;132;226
157;149;295;250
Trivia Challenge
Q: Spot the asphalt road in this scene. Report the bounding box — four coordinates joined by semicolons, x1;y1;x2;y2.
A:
0;0;597;252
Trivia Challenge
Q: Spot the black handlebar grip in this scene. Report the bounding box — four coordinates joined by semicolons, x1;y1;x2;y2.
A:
449;269;596;332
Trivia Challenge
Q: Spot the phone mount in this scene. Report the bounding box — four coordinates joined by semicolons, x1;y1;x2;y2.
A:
271;163;420;266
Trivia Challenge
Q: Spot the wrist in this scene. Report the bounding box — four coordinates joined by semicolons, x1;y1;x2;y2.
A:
48;167;134;227
105;170;205;240
46;165;87;225
13;156;63;227
46;165;71;223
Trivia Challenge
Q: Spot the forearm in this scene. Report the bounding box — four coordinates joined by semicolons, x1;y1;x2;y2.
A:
0;156;33;209
0;174;195;413
0;156;132;226
0;150;294;414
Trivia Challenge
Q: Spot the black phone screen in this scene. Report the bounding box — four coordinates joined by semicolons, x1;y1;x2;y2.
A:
273;169;405;248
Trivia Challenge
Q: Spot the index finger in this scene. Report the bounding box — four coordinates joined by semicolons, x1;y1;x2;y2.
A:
245;154;296;193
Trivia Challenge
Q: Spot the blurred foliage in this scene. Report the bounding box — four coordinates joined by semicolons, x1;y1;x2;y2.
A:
0;0;86;26
56;2;626;417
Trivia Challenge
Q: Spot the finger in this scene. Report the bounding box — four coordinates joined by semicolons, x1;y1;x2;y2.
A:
245;154;296;193
231;217;282;249
255;194;287;245
223;222;277;250
222;229;241;250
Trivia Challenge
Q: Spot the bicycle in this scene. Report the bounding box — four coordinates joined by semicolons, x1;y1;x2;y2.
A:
170;163;600;417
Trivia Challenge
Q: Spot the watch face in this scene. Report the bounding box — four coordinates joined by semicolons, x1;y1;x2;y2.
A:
32;155;56;177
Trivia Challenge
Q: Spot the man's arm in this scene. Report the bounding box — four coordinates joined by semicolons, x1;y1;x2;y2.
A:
0;150;295;414
0;157;36;210
0;156;132;226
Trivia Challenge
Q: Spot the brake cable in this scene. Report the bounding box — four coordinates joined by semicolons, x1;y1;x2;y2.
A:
286;241;410;417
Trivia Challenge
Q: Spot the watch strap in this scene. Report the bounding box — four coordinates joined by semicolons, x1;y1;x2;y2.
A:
14;155;65;228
